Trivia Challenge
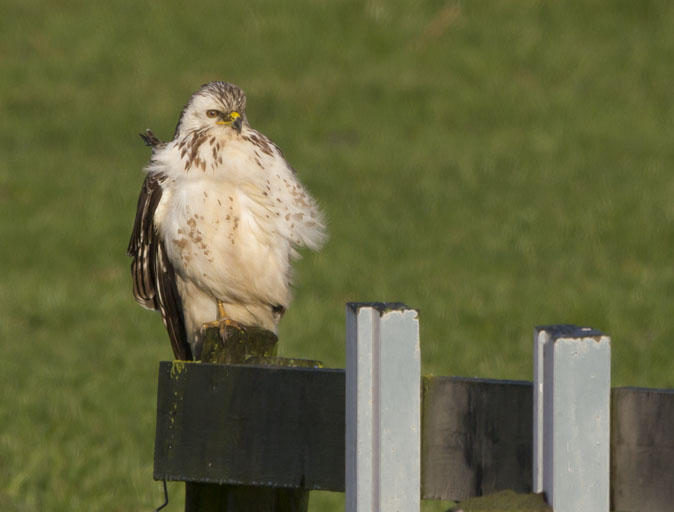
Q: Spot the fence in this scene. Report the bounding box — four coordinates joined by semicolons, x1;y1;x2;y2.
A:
153;303;674;511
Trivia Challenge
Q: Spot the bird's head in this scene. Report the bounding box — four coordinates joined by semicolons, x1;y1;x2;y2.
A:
173;81;248;139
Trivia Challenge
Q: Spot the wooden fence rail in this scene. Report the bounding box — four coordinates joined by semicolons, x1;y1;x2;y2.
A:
153;304;674;511
154;370;674;510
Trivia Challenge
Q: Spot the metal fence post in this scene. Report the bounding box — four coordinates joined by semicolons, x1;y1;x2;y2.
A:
533;325;611;512
346;303;421;512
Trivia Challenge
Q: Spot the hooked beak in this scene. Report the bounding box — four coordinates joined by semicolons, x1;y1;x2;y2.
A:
217;111;242;133
232;113;242;133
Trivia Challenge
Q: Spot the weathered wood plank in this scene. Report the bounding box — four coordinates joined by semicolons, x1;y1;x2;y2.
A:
184;482;309;512
154;364;674;508
154;362;346;491
611;387;674;512
183;324;318;511
155;366;533;499
421;377;533;500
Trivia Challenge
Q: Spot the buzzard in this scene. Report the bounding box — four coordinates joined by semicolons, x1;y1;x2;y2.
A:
127;82;326;360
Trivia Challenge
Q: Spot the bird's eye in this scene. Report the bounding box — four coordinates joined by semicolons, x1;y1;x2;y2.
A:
206;110;219;118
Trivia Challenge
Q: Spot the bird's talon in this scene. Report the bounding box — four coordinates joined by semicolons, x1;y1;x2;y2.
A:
202;318;245;340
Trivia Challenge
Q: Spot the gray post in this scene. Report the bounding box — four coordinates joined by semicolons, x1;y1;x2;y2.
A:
345;303;421;512
533;325;611;512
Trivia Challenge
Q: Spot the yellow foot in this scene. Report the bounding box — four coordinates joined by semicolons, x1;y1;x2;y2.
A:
200;317;246;340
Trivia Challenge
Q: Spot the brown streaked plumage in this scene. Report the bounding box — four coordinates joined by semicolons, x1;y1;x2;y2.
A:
128;82;326;360
128;170;192;360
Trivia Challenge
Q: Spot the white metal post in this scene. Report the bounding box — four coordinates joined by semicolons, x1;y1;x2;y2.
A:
346;303;421;512
533;325;611;512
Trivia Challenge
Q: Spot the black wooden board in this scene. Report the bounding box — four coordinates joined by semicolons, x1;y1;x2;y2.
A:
611;387;674;512
421;377;533;500
154;362;345;491
154;363;534;499
154;362;674;508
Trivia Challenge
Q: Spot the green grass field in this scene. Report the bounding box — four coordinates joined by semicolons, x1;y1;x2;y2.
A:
1;1;673;510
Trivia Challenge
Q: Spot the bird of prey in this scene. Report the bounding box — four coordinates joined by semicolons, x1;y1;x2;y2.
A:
127;82;326;361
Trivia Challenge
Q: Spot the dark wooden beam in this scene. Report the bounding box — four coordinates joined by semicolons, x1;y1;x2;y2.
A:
611;386;674;512
176;325;322;511
154;362;345;491
154;364;674;508
154;367;533;499
421;376;533;500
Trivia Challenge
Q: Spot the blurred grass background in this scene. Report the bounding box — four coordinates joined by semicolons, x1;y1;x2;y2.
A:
1;0;673;510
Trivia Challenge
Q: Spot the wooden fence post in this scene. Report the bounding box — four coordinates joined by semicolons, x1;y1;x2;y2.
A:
533;325;611;512
346;303;421;512
183;325;311;512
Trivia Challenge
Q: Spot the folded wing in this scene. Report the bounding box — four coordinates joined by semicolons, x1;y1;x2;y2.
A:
127;172;192;360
